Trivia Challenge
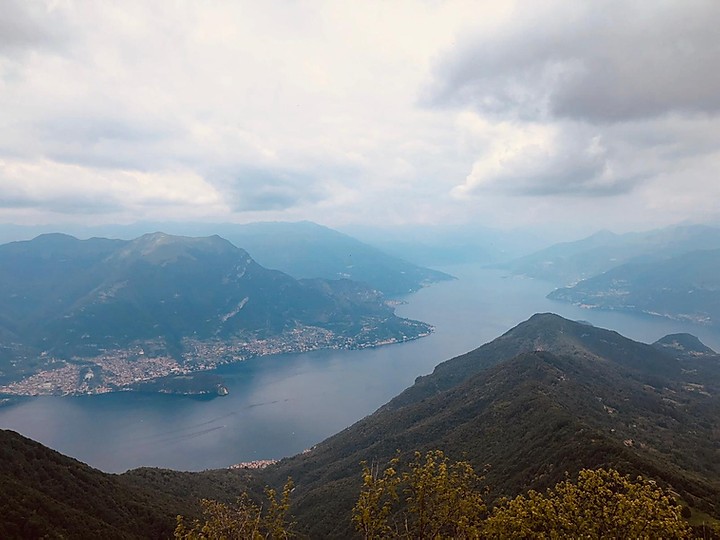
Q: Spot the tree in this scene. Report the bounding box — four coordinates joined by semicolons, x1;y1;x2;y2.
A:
174;478;294;539
353;457;401;539
352;450;486;539
484;468;691;539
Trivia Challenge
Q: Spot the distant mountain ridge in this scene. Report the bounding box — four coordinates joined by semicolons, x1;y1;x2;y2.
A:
548;248;720;327
0;221;455;297
506;224;720;285
0;232;432;394
214;221;455;297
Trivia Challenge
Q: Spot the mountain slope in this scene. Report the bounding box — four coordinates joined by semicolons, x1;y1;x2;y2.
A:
507;224;720;285
213;221;454;297
0;233;431;392
0;221;455;297
0;429;183;539
2;315;720;537
259;314;720;537
0;428;268;540
548;249;720;327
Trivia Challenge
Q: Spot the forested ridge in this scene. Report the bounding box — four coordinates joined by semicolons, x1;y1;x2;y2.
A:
2;314;720;538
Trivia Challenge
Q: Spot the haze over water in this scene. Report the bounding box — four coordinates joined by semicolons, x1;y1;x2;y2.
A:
1;265;718;473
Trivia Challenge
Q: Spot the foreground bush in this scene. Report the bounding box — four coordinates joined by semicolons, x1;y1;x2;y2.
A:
353;452;691;539
174;479;294;539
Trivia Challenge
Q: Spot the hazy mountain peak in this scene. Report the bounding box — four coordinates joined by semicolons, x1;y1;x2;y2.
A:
31;232;79;243
588;229;618;241
117;232;242;265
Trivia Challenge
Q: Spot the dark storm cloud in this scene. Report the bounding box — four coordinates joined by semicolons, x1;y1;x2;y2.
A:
426;1;720;123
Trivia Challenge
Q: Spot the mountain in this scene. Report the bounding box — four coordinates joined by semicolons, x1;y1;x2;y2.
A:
0;221;455;297
339;223;544;266
548;249;720;327
653;333;718;358
0;233;431;393
506;224;720;285
0;428;266;539
257;314;720;537
2;314;720;537
211;221;455;297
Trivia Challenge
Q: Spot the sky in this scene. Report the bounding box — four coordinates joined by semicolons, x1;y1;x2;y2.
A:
1;0;719;234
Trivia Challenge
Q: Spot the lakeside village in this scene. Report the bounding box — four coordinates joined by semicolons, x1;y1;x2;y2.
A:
0;325;433;397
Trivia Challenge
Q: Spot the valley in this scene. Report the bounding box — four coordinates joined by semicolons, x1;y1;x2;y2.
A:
2;264;718;473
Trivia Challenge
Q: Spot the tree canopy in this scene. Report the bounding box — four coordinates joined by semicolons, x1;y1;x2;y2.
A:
175;452;696;539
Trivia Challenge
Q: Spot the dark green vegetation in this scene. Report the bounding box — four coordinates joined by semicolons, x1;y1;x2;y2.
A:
130;372;228;396
175;479;295;539
0;232;431;384
260;314;720;537
0;428;265;539
548;248;720;327
2;314;719;538
176;453;693;538
507;224;720;285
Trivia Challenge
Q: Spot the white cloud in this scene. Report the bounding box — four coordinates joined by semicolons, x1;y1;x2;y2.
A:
0;0;718;232
0;158;224;216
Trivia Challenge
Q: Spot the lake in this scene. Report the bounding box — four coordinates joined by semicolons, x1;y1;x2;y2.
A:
2;264;719;472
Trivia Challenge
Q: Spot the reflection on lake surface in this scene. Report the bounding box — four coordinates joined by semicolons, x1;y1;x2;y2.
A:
1;265;719;472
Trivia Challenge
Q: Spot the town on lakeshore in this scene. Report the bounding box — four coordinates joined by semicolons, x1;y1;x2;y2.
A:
0;325;433;397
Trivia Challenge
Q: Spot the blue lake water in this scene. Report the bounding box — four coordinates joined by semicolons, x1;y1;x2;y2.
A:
1;265;719;473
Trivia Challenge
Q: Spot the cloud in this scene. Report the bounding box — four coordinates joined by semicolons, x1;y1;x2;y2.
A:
452;119;643;198
426;1;720;123
0;0;67;54
209;166;326;212
0;158;224;216
0;1;718;231
431;1;720;207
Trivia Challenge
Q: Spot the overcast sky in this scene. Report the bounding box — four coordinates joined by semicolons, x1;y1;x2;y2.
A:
1;0;719;233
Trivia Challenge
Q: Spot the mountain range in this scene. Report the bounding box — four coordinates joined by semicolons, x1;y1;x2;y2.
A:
548;248;720;327
0;221;454;298
2;313;719;537
208;221;455;297
506;224;720;285
0;232;431;393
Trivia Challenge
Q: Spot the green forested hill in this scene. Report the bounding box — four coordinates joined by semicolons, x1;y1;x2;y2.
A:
0;429;179;539
0;232;431;386
3;314;720;538
260;314;720;537
0;429;263;539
